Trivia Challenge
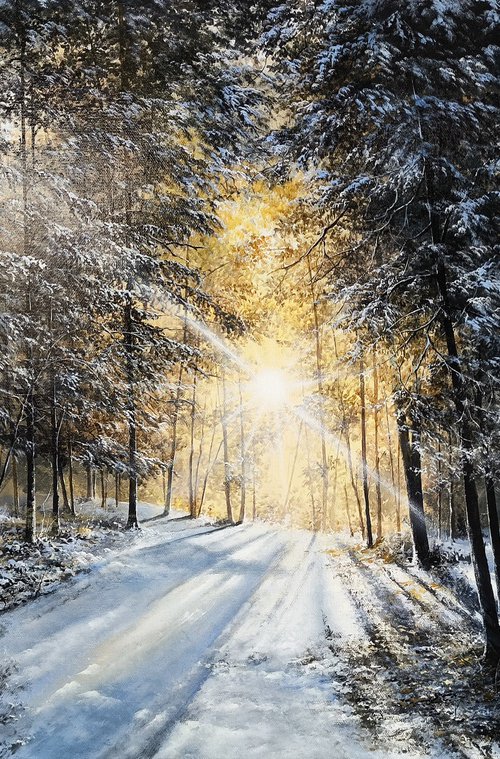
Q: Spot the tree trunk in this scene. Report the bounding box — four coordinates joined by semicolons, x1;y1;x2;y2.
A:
25;388;36;544
307;255;328;530
86;464;93;500
221;370;233;524
165;361;183;516
397;411;430;568
485;472;500;601
51;374;60;536
344;482;354;537
188;368;197;518
385;401;400;532
124;296;138;529
67;440;75;516
238;378;246;524
100;469;108;509
345;426;365;539
372;349;383;541
359;353;373;548
197;410;218;517
58;456;70;514
20;24;36;545
12;456;19;518
115;472;121;508
435;253;500;663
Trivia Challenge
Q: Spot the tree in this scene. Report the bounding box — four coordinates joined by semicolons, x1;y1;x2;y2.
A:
266;0;500;661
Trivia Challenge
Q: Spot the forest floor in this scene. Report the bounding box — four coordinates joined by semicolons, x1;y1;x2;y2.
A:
1;506;499;759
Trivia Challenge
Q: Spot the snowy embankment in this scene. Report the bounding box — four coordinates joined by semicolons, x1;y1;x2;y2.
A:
0;501;169;612
0;513;499;759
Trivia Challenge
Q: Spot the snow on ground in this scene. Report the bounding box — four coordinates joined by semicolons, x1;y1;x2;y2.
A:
0;513;499;759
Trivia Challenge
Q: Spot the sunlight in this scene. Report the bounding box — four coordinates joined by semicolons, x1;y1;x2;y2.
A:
249;368;290;411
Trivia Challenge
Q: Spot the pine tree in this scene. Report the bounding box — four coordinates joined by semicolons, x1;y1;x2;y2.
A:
266;0;500;661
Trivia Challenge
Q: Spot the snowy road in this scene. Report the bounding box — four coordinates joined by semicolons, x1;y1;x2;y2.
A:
0;512;485;759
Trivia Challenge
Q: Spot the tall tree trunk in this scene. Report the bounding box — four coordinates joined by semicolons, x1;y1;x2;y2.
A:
396;410;430;568
385;402;400;532
333;332;364;537
420;144;500;659
485;472;500;601
238;379;246;524
344;482;354;537
359;353;373;548
51;373;60;536
221;370;233;523
330;438;341;531
19;19;36;544
437;438;443;539
345;427;365;538
58;456;70;514
100;469;108;509
12;456;19;518
164;358;185;516
194;401;206;516
115;472;121;508
67;439;75;516
307;255;328;530
124;295;138;529
188;368;198;518
197;410;218;517
25;388;36;544
86;464;93;500
435;252;500;663
372;349;383;541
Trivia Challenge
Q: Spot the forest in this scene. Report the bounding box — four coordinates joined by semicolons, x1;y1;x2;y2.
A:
0;1;499;756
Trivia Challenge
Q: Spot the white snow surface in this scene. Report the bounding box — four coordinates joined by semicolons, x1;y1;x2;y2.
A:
1;509;446;759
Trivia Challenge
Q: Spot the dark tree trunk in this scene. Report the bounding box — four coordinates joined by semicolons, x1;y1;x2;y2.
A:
124;297;138;529
12;456;19;518
485;473;500;604
50;379;60;536
100;469;108;509
58;457;70;514
25;388;36;544
397;412;430;568
115;472;121;508
359;353;373;548
86;463;93;500
67;440;75;516
345;427;365;539
435;254;500;663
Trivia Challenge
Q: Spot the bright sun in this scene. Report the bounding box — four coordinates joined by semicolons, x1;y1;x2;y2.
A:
249;368;290;411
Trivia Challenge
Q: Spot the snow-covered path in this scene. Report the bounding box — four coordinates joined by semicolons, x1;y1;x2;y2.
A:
0;512;378;759
0;511;487;759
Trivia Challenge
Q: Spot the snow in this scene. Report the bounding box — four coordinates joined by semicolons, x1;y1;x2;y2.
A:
0;514;497;758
